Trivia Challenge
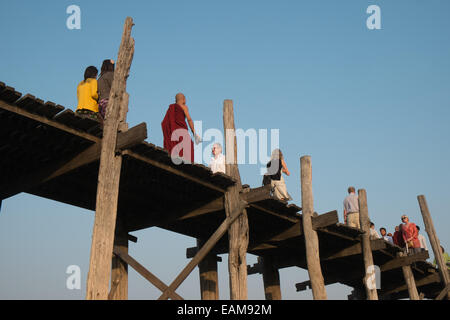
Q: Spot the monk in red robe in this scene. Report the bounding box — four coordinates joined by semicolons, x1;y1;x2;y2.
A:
161;93;200;164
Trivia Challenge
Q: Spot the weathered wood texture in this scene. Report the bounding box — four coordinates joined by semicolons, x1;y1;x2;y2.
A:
260;256;281;300
300;156;327;300
197;239;219;300
223;99;249;300
358;189;378;300
398;252;419;300
417;195;450;300
110;218;128;300
435;283;450;300
86;17;135;300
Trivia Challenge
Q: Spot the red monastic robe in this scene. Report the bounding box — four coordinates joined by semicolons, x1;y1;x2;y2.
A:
161;103;194;163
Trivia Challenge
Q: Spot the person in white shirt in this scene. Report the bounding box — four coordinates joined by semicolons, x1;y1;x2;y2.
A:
209;143;225;174
380;227;394;244
416;225;428;252
370;222;381;240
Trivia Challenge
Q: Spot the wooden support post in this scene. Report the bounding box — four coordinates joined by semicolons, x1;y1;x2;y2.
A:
197;239;219;300
398;252;420;300
109;218;128;300
86;17;135;300
300;156;327;300
260;256;281;300
223;99;249;300
417;195;450;300
358;189;378;300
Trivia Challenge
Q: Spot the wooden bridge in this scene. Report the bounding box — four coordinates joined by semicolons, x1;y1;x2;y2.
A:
1;17;449;301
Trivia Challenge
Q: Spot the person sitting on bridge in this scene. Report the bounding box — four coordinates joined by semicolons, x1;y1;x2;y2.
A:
161;93;201;164
76;66;100;121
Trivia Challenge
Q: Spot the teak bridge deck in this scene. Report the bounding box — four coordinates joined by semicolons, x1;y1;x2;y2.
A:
1;18;449;301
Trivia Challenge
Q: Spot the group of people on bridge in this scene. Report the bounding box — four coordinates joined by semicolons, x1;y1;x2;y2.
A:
75;66;292;202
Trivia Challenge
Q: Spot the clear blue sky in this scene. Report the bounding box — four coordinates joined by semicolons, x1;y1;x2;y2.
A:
0;0;449;299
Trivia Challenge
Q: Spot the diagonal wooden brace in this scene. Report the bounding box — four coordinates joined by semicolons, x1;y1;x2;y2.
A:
113;245;183;300
158;199;248;300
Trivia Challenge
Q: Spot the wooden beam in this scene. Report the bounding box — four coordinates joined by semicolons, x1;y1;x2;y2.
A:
322;239;387;261
50;122;146;180
197;239;219;300
250;203;299;223
177;197;224;221
417;195;450;300
186;246;222;261
312;210;339;230
86;17;135;300
0;122;146;200
0;100;99;143
223;99;249;300
398;252;420;300
240;185;272;203
383;272;441;296
435;283;450;300
379;250;429;272
158;200;248;300
300;155;327;300
122;150;227;193
247;262;262;275
264;222;302;243
260;256;281;300
113;246;183;300
127;234;138;243
358;189;378;300
110;218;128;300
318;226;362;241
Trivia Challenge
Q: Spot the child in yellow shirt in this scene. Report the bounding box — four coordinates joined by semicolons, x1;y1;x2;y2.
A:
76;66;100;121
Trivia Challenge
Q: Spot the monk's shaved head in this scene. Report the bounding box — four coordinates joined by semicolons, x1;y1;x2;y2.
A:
175;93;185;103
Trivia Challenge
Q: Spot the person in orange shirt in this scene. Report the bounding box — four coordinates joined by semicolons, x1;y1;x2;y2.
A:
76;66;100;121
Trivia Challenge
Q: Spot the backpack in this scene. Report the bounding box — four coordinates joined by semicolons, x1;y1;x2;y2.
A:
262;174;271;186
